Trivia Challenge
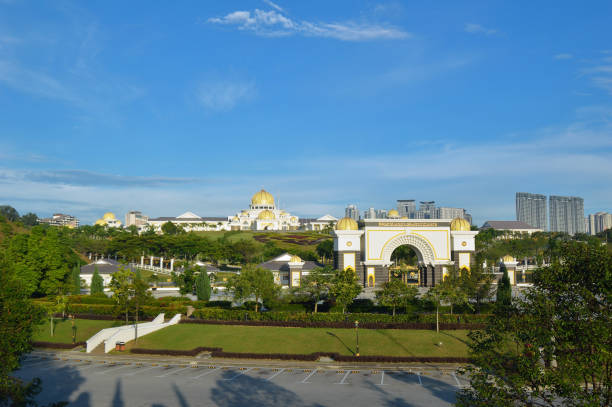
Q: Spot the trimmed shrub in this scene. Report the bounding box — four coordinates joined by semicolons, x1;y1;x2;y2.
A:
180;319;484;330
32;341;86;349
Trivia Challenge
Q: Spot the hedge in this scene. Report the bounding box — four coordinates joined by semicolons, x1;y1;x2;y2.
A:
129;347;471;363
38;303;187;319
32;341;86;349
181;319;484;330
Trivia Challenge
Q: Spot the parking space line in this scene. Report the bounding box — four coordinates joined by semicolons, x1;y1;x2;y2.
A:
452;373;462;388
156;366;191;378
223;368;253;381
123;365;159;377
417;372;422;385
300;368;318;383
191;367;218;379
377;371;386;386
266;368;285;381
335;371;351;385
99;365;133;375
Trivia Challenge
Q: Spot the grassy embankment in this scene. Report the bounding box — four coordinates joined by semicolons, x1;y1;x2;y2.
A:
33;319;125;343
194;230;331;254
126;324;471;357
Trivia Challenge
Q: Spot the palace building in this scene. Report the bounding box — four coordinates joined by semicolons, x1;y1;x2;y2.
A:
227;189;300;231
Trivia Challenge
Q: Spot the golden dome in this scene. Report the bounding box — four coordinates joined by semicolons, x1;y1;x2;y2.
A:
289;254;302;263
232;216;239;221
95;219;106;226
400;216;408;219
388;209;399;218
502;254;515;263
336;217;358;231
251;189;275;206
103;212;116;221
450;217;471;231
258;210;276;220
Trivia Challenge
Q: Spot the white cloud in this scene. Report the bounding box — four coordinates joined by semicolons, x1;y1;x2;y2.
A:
196;79;256;111
554;53;573;60
262;0;284;12
580;57;612;95
208;8;409;41
464;23;497;35
0;59;79;102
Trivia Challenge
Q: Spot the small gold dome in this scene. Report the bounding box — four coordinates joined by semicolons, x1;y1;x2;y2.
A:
103;212;116;221
450;217;471;231
258;210;276;220
400;216;409;219
95;219;106;226
502;254;515;263
336;217;358;231
232;216;239;221
251;189;275;206
289;254;302;263
388;209;399;218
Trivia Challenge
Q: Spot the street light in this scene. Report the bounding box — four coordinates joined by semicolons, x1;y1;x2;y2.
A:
70;314;76;344
355;320;359;357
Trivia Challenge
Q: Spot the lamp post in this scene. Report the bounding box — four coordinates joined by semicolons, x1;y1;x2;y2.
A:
70;314;76;344
355;320;359;357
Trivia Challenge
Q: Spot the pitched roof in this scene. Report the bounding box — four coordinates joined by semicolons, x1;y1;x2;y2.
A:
481;220;540;230
80;259;134;275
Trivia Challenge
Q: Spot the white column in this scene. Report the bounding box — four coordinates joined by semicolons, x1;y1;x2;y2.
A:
170;258;174;272
150;256;154;267
160;257;164;270
140;256;144;267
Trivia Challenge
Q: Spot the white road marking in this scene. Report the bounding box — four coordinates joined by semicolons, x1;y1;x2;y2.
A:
417;372;422;385
377;371;386;386
300;369;318;383
156;366;191;378
191;367;218;380
123;366;159;377
335;371;351;385
99;365;133;375
452;373;462;388
266;368;285;381
222;368;253;381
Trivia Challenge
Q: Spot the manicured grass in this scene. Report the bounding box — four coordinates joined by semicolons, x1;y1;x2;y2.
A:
126;325;470;357
33;318;125;344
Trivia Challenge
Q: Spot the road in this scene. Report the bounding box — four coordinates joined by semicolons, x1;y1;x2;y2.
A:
15;351;469;406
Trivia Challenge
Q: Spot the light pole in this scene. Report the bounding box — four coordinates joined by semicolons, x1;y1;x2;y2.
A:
355;320;359;357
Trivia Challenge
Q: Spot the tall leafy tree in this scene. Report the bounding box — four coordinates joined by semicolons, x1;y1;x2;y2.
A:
495;263;512;310
172;267;196;296
458;241;612;406
0;205;19;222
109;267;134;324
315;240;334;264
459;263;493;313
375;279;418;316
329;267;362;314
90;267;104;295
424;285;444;334
131;273;151;343
294;266;333;313
70;265;81;295
437;267;470;315
195;269;211;301
226;265;278;312
20;213;38;227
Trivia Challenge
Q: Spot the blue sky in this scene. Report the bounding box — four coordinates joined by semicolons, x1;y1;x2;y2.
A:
1;0;611;225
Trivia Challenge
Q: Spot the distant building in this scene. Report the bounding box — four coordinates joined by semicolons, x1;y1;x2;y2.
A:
363;207;377;219
94;212;122;228
39;213;79;228
125;211;149;227
586;212;612;235
397;200;416;218
549;195;585;235
481;220;542;234
516;192;547;230
227;190;300;231
345;204;359;221
437;207;467;221
416;201;436;219
80;258;135;288
148;212;227;232
300;214;338;231
258;253;325;287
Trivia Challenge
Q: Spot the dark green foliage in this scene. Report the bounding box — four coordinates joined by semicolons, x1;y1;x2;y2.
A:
376;279;418;316
70;266;81;295
20;213;38;227
90;267;104;295
315;240;334;263
172;267;196;296
0;205;19;222
226;266;279;312
161;221;181;235
458;241;612;406
293;266;332;312
195;270;211;301
495;264;512;309
329;268;362;314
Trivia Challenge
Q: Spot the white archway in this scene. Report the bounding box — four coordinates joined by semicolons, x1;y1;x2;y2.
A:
381;234;436;266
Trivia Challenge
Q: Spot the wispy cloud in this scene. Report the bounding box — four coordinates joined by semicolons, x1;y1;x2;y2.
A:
464;23;497;35
196;79;256;112
554;53;573;60
262;0;284;12
0;59;79;102
208;8;409;41
580;54;612;95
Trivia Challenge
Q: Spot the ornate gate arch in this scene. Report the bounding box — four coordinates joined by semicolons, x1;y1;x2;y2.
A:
380;233;436;266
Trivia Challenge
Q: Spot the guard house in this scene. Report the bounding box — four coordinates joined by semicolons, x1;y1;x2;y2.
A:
333;217;477;287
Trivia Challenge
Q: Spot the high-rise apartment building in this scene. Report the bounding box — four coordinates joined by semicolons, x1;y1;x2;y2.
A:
397;200;416;218
437;207;466;220
549;195;585;235
363;208;377;219
345;204;359;221
516;192;547;230
125;211;149;227
39;213;80;228
586;212;612;235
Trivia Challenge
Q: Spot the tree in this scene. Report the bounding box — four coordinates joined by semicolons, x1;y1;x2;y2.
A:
0;205;19;222
195;269;211;301
131;273;151;343
70;265;81;295
109;267;133;324
329;267;362;314
424;285;444;334
457;241;612;406
226;266;278;312
315;240;334;264
90;267;104;294
437;267;470;315
496;263;512;310
294;266;333;313
172;267;196;296
161;221;180;235
375;279;418;316
20;212;38;227
459;263;493;313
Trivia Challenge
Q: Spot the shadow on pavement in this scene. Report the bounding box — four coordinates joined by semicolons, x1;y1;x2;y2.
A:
211;370;325;407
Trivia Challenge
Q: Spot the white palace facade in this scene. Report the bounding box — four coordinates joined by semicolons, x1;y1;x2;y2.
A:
227;189;300;231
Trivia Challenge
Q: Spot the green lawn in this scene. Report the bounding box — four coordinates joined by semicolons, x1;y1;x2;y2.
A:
126;325;470;357
33;319;125;344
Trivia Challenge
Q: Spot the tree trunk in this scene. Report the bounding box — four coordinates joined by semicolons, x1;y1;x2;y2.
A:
450;303;453;315
436;305;439;334
314;301;318;313
135;302;139;343
50;316;54;337
126;304;129;325
255;296;259;313
392;305;396;316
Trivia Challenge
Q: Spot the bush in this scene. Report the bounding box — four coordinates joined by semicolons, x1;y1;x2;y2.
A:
32;341;86;349
203;301;232;309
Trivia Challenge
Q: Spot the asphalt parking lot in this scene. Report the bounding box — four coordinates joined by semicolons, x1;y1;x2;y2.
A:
15;352;469;406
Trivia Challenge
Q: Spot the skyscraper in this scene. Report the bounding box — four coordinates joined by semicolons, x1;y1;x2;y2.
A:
516;192;547;230
549;195;585;235
345;204;359;221
397;200;416;218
